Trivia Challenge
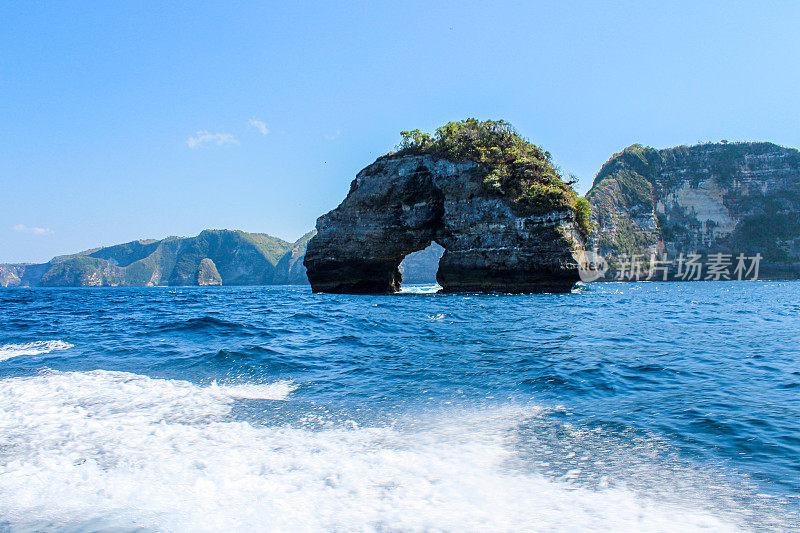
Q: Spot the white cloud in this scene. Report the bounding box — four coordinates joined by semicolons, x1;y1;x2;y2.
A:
249;119;269;135
12;224;54;236
325;129;341;141
186;131;239;149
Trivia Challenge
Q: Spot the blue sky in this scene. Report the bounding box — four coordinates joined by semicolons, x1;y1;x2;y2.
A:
2;1;799;263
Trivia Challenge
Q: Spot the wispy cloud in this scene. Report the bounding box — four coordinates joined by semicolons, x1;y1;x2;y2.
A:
186;131;239;149
325;129;341;141
249;119;269;135
12;224;54;236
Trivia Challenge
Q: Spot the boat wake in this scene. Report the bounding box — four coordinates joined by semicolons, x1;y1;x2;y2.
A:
0;369;766;532
207;379;297;400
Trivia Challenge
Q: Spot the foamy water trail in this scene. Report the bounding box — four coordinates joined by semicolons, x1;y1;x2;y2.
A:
0;340;73;362
207;379;297;400
0;370;755;532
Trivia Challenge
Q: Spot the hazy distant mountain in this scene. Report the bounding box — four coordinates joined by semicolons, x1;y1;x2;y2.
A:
1;230;296;287
274;230;316;285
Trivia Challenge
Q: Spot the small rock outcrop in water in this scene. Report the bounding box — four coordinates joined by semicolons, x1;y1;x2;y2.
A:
304;120;588;293
196;258;223;286
587;142;800;278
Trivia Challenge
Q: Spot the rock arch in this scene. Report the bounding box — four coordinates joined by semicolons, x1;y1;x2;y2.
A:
304;154;584;293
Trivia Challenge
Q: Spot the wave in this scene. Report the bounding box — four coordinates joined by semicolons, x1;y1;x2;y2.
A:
0;340;73;362
152;316;255;334
0;369;760;532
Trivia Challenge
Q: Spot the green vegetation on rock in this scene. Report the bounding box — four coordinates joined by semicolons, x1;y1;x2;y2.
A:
390;119;590;233
734;212;800;262
39;256;121;287
573;197;593;238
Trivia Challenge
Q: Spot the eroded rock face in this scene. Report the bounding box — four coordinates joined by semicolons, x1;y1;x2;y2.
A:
304;154;585;293
587;142;800;278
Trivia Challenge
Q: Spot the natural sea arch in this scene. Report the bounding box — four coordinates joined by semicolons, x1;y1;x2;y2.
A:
304;154;583;294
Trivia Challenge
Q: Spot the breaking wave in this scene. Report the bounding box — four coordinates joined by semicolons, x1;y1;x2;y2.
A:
0;340;74;362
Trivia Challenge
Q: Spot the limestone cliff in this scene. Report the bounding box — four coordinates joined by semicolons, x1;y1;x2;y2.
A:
304;154;585;293
587;142;800;278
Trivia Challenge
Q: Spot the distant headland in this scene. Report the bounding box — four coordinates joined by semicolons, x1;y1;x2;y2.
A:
1;230;312;287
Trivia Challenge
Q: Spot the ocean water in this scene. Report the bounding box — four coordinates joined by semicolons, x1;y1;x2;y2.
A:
0;282;798;532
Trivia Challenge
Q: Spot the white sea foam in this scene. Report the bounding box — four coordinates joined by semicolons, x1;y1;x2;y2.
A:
0;370;753;532
0;340;74;362
399;283;442;294
207;379;297;400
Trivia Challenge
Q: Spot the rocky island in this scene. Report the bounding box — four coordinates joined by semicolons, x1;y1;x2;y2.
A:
304;119;590;293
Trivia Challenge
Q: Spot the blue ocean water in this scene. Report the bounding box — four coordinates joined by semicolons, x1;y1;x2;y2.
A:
0;282;798;531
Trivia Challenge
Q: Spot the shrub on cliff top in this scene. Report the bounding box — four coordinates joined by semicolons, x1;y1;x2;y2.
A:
392;119;587;231
573;197;593;238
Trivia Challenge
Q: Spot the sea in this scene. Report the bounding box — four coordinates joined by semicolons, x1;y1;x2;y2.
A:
0;282;798;532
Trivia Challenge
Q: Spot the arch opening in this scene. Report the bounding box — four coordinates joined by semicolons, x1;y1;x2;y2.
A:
398;241;445;290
